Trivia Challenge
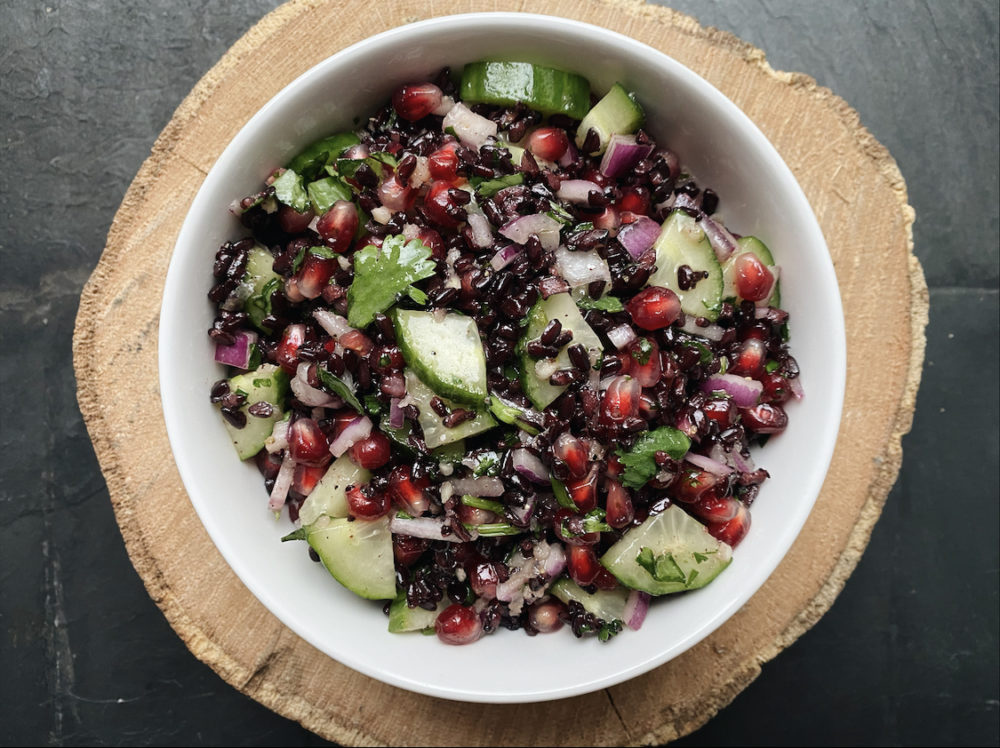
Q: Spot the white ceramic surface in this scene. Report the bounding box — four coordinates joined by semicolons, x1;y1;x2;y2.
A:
159;13;845;703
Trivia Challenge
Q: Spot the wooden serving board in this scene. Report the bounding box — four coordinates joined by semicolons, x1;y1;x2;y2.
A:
73;1;927;744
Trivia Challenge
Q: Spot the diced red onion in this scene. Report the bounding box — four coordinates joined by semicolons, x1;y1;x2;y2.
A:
672;192;702;212
265;418;290;454
684;452;734;476
623;590;651;630
511;448;550;484
490;244;521;271
446;476;505;498
500;213;562;251
291;363;341;407
600;134;654;179
679;316;726;341
389;515;463;543
701;374;763;407
557;141;578;167
556;179;602;205
467;212;494;249
607;324;638;350
699;213;740;262
329;415;372;457
788;375;805;400
380;370;406;399
442;102;497;149
313;309;354;339
214;330;258;369
388;398;405;429
432;95;455;117
540;541;566;578
538;276;569;299
496;540;564;603
268;453;295;511
731;447;756;473
616;215;661;260
553;246;611;289
506;493;537;525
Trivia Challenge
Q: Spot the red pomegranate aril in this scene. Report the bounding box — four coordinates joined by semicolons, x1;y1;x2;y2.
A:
707;502;751;547
339;329;374;356
565;465;599;513
734;252;775;302
288;417;332;467
345;482;390;519
593;205;620;231
458;503;497;526
331;409;359;438
392;533;428;567
601;375;641;424
296;253;337;299
469;561;501;599
428;141;460;182
291;463;326;497
626;286;681;331
417;227;446;259
275;323;306;375
423;180;463;229
554;432;589;479
618;185;650;215
349;431;392;470
255;449;283;481
761;371;792;404
315;200;358;252
625;338;662;387
592;567;620;590
729;337;767;378
690;492;742;524
527;600;565;634
672;465;719;503
527;126;570;162
387;464;430;515
392;82;443;122
604;478;634;529
702;397;736;428
740;402;789;434
278;204;315;234
567;545;602;586
435;603;483;645
378;176;415;212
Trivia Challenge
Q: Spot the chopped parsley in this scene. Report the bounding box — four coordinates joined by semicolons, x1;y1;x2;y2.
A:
615;426;691;490
346;235;436;328
576;295;625;313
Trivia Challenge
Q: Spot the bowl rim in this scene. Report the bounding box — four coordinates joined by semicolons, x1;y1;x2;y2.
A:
159;10;846;703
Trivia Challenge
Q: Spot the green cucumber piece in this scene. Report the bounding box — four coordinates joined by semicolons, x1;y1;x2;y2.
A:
600;505;733;596
645;210;724;322
517;292;604;410
460;61;591;120
388;595;448;634
222;364;289;460
575;83;644;155
284;515;395;600
550;578;629;622
297;454;370;526
487;394;542;435
243;245;282;333
721;235;781;307
404;369;496;449
392;309;487;406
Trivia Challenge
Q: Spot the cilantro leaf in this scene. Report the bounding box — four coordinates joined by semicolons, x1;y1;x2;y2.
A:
576;295;625;313
347;235;436;328
316;367;364;414
307;175;353;214
271;169;310;213
473;173;524;198
287;132;361;181
636;547;686;584
615;426;691;490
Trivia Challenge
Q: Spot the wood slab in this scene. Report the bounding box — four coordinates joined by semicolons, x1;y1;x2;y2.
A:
73;0;927;744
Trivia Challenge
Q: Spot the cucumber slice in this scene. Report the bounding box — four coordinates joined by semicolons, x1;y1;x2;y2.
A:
721;235;781;307
222;364;289;460
297;454;371;525
460;61;591;120
285;515;396;600
404;369;496;449
388;595;448;634
243;245;282;333
517;292;604;410
550;577;629;622
575;83;644;155
392;309;487;406
600;505;733;595
487;394;542;435
645;210;724;322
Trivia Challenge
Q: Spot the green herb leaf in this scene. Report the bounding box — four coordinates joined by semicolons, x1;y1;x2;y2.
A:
576;295;625;313
271;169;310;213
307;175;353;214
474;173;524;198
460;495;505;514
550;476;576;509
597;619;623;642
347;235;436;328
631;337;654;365
316;367;365;414
287;132;361;181
636;546;686;584
615;426;691;490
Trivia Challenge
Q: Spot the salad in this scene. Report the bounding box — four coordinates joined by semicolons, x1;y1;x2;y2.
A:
207;62;801;645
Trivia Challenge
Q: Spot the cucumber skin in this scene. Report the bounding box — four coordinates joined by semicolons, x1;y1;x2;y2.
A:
575;83;645;155
243;245;281;334
297;454;370;526
460;61;591;120
222;364;289;460
550;578;629;622
303;515;396;601
645;211;724;322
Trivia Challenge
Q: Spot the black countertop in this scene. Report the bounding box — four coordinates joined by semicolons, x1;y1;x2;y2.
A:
1;1;997;745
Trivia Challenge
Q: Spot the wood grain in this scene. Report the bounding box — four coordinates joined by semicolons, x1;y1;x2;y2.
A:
73;0;926;744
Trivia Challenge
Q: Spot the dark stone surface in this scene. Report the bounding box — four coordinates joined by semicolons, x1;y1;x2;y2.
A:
1;1;996;745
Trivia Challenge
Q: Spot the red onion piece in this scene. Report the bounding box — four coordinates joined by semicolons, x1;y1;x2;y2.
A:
672;192;702;213
538;276;569;299
506;493;537;526
599;134;655;179
511;448;550;484
557;141;578;167
380;370;406;399
328;415;372;457
467;212;494;248
788;375;805;400
699;213;740;262
490;244;521;271
265;418;290;454
623;590;651;630
291;363;341;407
616;215;662;260
731;447;756;473
684;452;734;477
268;453;295;511
442;102;497;148
389;516;463;543
540;542;566;578
446;476;505;498
556;179;602;205
214;330;258;369
607;324;638;350
388;398;405;429
500;213;562;251
312;309;354;339
701;374;763;407
554;246;611;289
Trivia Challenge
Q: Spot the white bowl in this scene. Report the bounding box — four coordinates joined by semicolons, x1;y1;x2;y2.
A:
160;12;845;703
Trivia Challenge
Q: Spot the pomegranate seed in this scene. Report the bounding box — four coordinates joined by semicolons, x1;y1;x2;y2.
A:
316;200;358;252
626;286;682;330
387;464;430;515
331;409;359;438
255;449;283;481
672;465;719;503
527;600;565;633
469;561;502;599
565;465;599;513
291;463;326;497
458;503;497;526
624;338;662;387
435;603;483;645
702;397;736;428
339;329;374;356
734;253;775;302
278;204;315;234
740;402;789;435
600;375;641;424
617;185;650;215
377;176;415;212
275;323;306;375
567;545;602;586
296;253;336;299
527;126;570;162
288;418;332;467
416;226;446;259
761;372;792;404
554;432;589;479
428;141;460;182
592;567;620;590
729;337;767;378
689;492;742;524
604;478;634;529
707;502;751;547
392;533;428;567
593;205;620;231
345;482;390;519
392;82;443;122
605;454;624;478
422;180;463;229
349;431;392;470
